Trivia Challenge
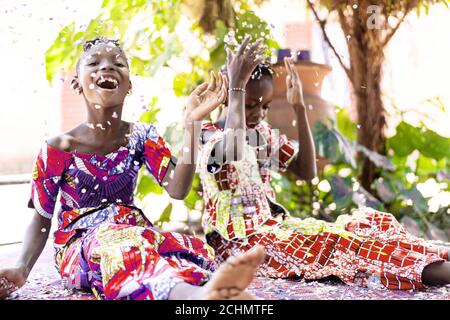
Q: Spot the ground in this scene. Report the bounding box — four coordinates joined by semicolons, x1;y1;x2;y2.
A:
1;241;449;300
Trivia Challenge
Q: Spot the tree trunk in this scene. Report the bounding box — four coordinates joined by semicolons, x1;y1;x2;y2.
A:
346;19;386;192
351;48;386;191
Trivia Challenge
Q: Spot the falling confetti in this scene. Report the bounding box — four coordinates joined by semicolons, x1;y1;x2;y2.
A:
41;228;47;233
89;83;95;89
112;112;118;118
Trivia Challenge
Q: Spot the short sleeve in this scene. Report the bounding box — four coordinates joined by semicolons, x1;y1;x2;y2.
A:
257;122;299;172
28;143;70;219
142;123;173;185
200;123;226;174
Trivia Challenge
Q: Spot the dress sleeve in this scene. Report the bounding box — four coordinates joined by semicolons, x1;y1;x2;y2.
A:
199;123;226;174
28;143;69;219
258;122;299;172
142;123;173;185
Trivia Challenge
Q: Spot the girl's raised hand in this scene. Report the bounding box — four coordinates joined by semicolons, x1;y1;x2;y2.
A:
184;71;228;124
226;35;267;88
284;57;305;107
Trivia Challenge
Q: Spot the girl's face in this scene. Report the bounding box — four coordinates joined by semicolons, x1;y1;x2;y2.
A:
77;43;131;107
244;77;273;128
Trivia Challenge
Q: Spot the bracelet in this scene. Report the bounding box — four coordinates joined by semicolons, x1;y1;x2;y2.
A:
228;87;246;93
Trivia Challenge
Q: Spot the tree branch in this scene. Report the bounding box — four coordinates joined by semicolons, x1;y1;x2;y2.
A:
381;3;416;48
306;0;352;81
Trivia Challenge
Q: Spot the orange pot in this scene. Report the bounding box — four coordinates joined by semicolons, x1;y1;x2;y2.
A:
268;61;334;171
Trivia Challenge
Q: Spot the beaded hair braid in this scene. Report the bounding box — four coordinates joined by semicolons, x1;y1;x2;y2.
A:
75;37;127;75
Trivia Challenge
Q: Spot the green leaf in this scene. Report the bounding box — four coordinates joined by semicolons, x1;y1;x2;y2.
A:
399;186;428;214
331;176;353;209
355;144;396;170
335;108;356;141
420;129;450;160
135;174;163;200
375;179;396;203
45;22;82;83
387;121;424;157
155;203;173;225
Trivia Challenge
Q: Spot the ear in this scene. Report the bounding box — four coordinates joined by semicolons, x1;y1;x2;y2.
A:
70;76;83;95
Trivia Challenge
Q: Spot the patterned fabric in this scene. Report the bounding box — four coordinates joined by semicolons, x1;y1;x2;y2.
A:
199;122;449;290
29;122;215;300
199;121;298;241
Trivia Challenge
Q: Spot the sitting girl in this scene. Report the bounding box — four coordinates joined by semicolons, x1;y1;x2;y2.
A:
0;37;266;300
198;35;450;290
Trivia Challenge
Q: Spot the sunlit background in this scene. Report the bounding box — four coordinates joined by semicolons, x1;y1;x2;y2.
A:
1;0;449;245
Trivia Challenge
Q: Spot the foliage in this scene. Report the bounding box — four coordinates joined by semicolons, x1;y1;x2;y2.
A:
46;0;276;225
305;0;449;191
46;0;449;240
272;106;450;240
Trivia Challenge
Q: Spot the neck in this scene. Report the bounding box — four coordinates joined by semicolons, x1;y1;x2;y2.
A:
85;102;124;134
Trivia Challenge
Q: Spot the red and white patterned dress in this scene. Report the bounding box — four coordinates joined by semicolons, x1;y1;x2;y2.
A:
199;121;448;290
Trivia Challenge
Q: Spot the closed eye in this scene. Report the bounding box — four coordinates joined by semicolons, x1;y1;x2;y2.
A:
115;63;126;67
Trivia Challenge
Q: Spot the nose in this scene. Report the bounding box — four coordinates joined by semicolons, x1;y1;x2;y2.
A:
99;60;115;71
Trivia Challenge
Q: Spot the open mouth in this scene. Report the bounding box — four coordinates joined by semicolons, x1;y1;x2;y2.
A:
96;76;119;90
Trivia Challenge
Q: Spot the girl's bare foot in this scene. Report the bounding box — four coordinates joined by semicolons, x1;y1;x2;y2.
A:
198;245;266;300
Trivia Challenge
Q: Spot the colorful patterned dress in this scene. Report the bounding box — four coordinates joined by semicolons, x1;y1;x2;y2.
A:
199;121;449;290
29;122;215;300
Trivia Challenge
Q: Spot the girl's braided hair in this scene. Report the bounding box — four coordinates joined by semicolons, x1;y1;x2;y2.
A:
249;61;274;81
76;37;127;75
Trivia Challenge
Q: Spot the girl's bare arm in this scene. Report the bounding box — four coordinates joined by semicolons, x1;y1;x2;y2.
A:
163;72;227;200
209;35;267;162
284;57;317;180
0;211;51;298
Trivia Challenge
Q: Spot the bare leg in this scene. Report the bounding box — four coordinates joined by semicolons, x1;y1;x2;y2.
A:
168;246;265;300
422;261;450;286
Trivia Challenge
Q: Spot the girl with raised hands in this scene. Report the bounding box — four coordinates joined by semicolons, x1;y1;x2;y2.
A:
199;35;450;291
0;37;266;300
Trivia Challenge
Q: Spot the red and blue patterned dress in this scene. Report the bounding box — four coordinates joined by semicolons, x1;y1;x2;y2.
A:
199;121;449;290
29;122;215;300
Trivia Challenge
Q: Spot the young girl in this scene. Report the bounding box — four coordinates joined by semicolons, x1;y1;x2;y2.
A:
0;37;267;300
199;35;450;291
